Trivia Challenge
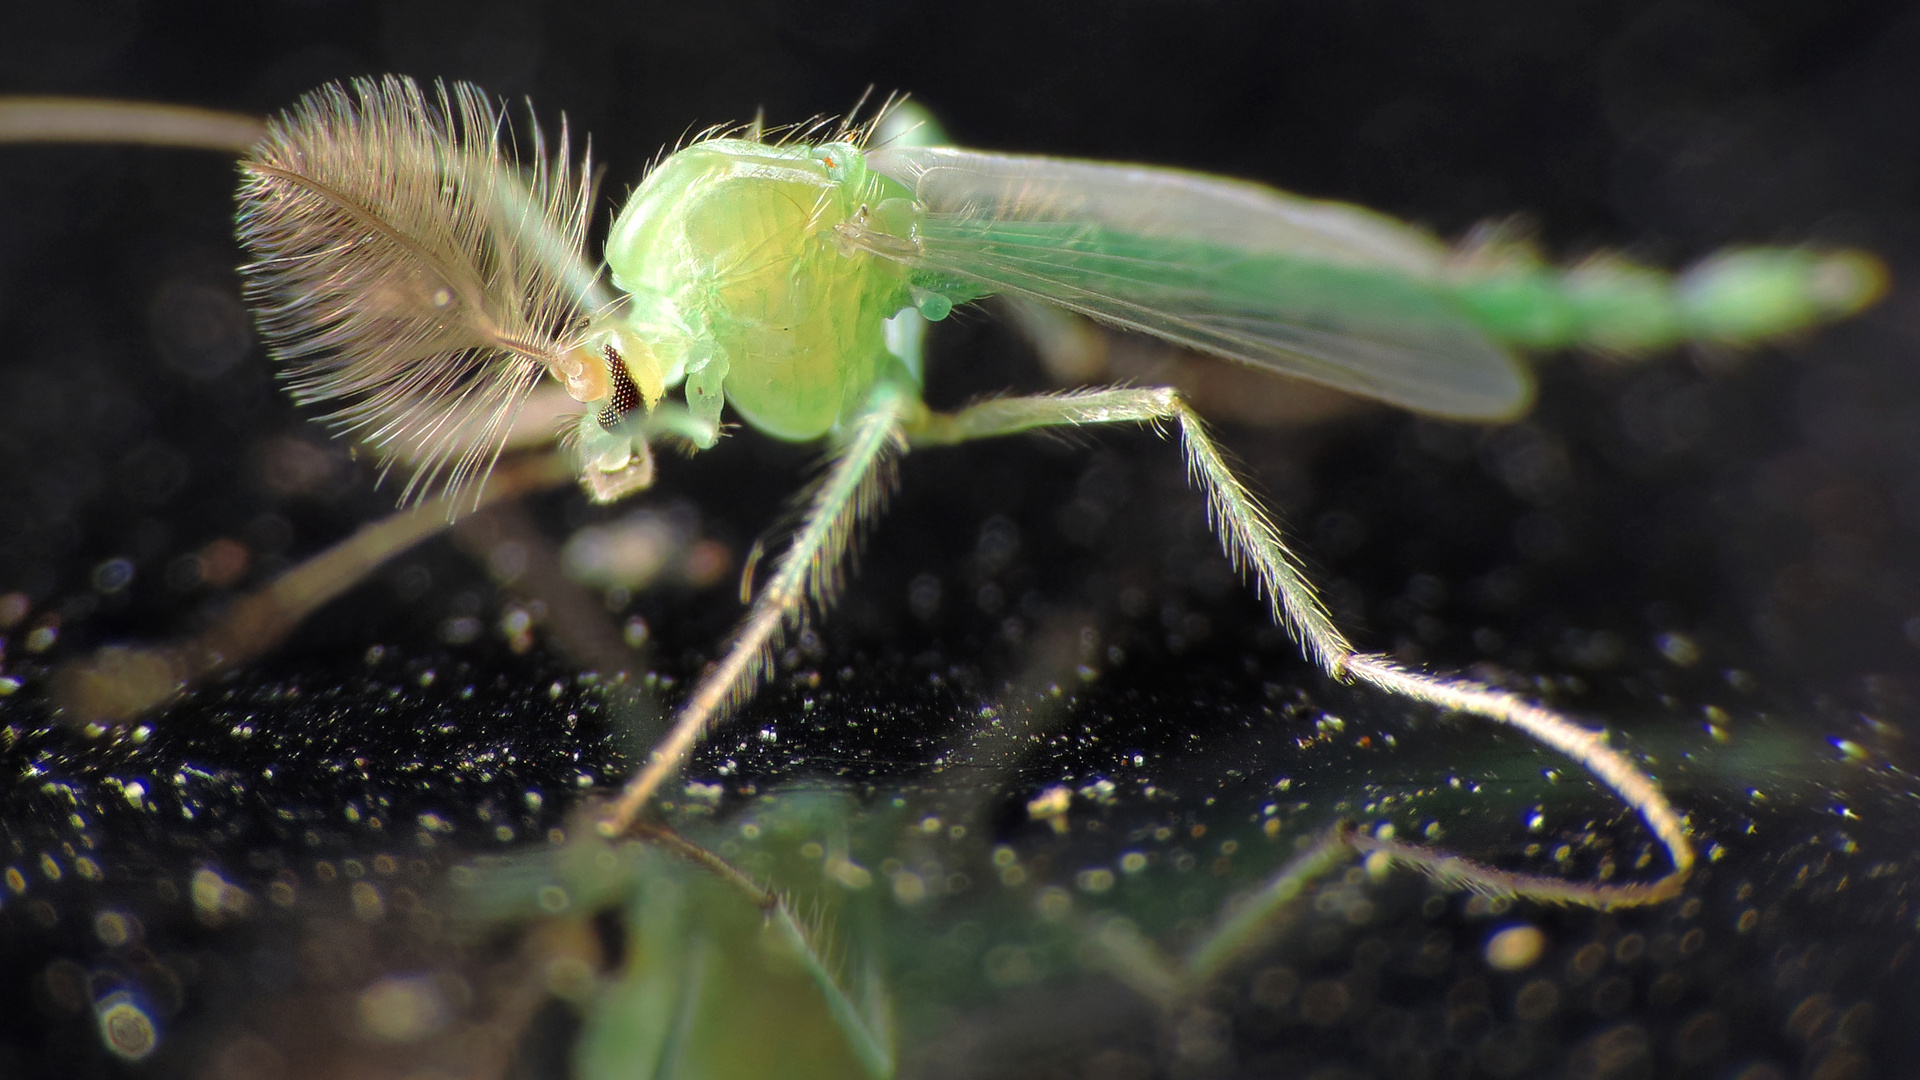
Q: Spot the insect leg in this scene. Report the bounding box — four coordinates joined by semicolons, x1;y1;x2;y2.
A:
910;386;1350;669
629;821;896;1079
50;453;575;726
598;384;913;838
1074;823;1361;1010
911;387;1693;911
0;97;265;152
1337;657;1693;906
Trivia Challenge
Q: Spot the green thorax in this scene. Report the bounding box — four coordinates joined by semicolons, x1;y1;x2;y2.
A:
603;138;916;442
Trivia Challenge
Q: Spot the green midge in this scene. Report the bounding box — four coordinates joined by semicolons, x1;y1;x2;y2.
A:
0;83;1884;1079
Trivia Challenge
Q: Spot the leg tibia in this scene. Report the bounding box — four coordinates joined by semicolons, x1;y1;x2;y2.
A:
910;387;1351;670
599;387;911;836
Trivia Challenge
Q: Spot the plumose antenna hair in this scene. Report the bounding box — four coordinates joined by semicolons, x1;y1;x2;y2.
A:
236;76;598;511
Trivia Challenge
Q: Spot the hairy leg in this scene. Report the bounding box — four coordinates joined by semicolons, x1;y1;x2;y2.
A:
597;383;913;836
911;386;1693;917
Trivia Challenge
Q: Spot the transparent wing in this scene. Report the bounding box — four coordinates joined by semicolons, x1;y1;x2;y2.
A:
859;147;1532;419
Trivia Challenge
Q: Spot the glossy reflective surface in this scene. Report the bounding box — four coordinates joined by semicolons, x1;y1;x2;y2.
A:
2;4;1917;1078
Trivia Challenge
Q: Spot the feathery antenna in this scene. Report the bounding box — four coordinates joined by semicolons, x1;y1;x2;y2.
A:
236;76;598;512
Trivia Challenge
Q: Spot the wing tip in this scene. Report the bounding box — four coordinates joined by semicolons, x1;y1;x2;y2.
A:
1389;355;1536;423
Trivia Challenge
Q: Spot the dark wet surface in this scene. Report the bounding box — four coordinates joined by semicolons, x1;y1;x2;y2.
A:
2;3;1919;1078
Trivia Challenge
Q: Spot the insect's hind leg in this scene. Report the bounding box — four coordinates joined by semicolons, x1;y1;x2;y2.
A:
910;386;1694;913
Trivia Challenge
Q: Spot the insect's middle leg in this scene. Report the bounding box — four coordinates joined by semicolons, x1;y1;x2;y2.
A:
910;386;1694;911
910;386;1350;667
51;452;576;725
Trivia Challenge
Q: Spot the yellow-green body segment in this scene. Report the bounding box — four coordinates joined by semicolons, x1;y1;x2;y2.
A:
592;130;1881;467
601;139;917;442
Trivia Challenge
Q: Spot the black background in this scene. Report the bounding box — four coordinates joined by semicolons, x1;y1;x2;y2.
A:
1;2;1919;1078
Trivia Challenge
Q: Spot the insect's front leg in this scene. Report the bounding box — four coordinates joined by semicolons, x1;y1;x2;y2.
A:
906;386;1693;922
597;382;915;837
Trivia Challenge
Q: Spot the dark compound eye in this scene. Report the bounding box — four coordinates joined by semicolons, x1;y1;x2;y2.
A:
597;344;642;430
